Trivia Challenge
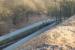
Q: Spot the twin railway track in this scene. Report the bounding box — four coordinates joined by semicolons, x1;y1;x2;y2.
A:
0;18;69;50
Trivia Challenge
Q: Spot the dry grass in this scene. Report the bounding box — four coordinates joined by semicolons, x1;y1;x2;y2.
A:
0;0;75;35
0;0;75;18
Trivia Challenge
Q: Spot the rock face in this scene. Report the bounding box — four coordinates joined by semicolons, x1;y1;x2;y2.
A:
16;15;75;50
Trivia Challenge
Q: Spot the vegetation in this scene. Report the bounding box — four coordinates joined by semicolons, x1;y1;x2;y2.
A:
0;0;75;20
0;0;75;35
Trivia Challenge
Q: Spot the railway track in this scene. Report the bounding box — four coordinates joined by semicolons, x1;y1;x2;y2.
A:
0;19;58;49
0;18;69;50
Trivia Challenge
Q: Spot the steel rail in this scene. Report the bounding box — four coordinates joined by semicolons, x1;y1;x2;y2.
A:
3;19;57;50
0;19;58;49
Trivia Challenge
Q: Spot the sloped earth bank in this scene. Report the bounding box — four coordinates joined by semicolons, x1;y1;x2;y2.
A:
0;15;49;36
16;15;75;50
